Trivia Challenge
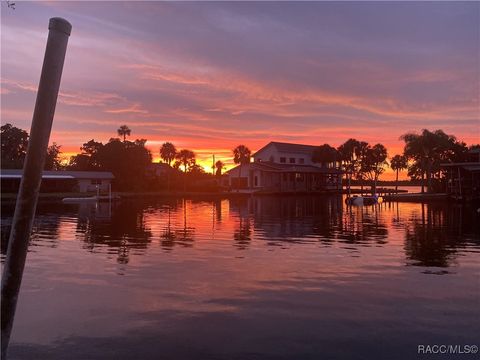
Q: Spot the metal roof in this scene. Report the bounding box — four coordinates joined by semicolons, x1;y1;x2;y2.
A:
226;161;342;174
254;141;317;156
440;162;480;172
0;169;115;179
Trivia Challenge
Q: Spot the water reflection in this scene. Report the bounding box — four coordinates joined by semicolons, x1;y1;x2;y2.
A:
403;203;479;268
75;200;152;264
1;196;479;268
229;197;252;250
160;204;176;251
1;196;479;360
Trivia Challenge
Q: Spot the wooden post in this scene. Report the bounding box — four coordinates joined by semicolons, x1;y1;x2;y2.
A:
1;18;71;358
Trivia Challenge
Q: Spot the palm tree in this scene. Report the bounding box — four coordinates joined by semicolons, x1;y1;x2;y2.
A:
176;149;196;192
160;142;177;166
160;142;177;193
117;125;131;142
337;138;360;195
215;160;225;177
312;144;339;168
390;154;408;192
232;145;251;190
176;149;196;173
401;129;463;193
363;143;388;194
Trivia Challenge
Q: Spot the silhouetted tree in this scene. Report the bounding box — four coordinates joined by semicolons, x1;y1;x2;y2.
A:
68;139;103;170
81;139;103;156
175;149;196;173
390;154;408;192
189;164;205;175
355;141;370;191
68;154;91;170
337;138;361;193
1;124;64;170
159;142;177;192
176;149;196;192
401;129;466;193
117;125;131;142
362;143;388;193
1;123;28;169
172;160;181;170
160;142;177;166
44;143;62;170
69;138;151;190
233;145;251;189
99;138;152;190
312;144;339;168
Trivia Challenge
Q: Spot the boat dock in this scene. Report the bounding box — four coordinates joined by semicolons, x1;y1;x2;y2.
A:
383;193;448;202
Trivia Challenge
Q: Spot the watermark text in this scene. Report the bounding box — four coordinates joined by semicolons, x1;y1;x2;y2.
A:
418;344;478;355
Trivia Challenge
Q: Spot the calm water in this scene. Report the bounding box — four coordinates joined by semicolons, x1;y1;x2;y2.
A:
1;196;479;360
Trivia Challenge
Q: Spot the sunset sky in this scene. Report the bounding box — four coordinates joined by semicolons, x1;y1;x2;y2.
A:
1;1;479;178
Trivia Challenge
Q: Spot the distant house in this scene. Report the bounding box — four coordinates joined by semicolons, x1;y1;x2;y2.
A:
0;169;114;193
225;142;342;192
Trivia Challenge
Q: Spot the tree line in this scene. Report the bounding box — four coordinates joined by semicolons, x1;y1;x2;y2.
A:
309;130;476;193
1;123;477;193
1;124;62;170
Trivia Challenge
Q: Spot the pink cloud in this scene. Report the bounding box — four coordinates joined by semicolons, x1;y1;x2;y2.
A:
104;103;148;114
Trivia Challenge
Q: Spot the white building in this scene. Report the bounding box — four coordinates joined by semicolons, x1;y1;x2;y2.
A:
225;142;342;192
0;170;114;193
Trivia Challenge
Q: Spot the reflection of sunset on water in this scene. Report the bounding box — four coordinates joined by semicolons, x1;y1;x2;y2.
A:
1;196;479;358
1;1;479;357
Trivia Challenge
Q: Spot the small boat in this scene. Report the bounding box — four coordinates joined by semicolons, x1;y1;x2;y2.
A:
345;194;383;206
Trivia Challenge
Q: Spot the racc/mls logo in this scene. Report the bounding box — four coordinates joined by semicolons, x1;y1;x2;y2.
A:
418;344;478;355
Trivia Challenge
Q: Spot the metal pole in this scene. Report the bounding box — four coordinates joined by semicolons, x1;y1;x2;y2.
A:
212;154;215;176
1;17;71;358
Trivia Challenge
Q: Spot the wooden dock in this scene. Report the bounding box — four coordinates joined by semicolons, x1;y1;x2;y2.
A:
383;193;448;202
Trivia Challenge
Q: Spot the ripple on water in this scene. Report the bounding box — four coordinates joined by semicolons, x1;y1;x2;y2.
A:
1;196;479;359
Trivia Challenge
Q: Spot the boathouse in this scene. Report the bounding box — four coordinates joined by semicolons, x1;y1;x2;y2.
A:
225;142;342;192
440;148;480;201
0;169;114;193
441;162;480;201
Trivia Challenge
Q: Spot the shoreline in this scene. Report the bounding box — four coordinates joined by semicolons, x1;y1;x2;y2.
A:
0;188;462;204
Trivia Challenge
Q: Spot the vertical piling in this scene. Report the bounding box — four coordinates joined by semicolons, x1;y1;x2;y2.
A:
1;17;71;358
212;154;215;176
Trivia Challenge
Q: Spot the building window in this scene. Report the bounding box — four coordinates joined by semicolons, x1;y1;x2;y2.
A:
280;157;286;163
289;158;296;163
299;158;305;164
254;176;258;186
91;179;101;185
